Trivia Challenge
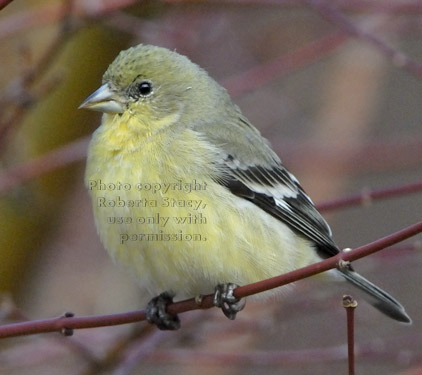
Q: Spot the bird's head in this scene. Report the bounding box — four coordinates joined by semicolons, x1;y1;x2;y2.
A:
79;44;230;125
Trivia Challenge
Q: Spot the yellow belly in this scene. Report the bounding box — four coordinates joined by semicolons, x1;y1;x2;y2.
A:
86;123;319;300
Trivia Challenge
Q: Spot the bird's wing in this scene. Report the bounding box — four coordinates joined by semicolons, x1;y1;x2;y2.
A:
218;154;340;257
194;114;339;257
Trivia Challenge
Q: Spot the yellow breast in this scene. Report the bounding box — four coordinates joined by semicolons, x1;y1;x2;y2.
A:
85;114;317;300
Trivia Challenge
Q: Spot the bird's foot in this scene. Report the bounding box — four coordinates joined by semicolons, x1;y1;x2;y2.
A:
213;283;246;320
146;291;181;330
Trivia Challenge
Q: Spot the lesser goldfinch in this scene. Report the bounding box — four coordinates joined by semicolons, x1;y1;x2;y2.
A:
80;44;411;330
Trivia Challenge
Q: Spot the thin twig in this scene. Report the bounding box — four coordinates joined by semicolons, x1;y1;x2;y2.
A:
0;136;89;195
0;222;419;338
0;0;14;11
223;31;347;97
3;1;422;40
1;135;420;195
0;0;76;150
229;222;421;299
343;295;357;375
0;0;137;40
316;181;422;212
277;135;422;176
306;0;422;78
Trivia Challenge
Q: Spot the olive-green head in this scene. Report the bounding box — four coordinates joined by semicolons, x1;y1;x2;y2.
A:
79;44;232;123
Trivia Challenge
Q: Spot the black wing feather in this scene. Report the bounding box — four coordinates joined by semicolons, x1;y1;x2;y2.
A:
218;160;340;258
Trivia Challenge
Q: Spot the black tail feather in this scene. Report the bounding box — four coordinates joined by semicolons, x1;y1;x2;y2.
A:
339;268;411;324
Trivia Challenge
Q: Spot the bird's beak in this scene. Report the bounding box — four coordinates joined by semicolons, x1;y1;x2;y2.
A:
79;83;125;114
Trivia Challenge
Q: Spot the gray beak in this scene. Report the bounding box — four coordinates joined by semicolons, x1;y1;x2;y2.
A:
79;83;125;114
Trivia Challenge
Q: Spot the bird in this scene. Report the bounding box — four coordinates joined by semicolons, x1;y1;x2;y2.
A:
80;43;411;330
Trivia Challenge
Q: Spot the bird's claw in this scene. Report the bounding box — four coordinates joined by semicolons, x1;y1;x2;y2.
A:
146;291;181;330
213;283;246;320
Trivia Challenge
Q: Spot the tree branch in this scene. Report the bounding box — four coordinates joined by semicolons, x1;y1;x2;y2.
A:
0;0;14;11
306;0;422;78
0;222;420;339
316;181;422;212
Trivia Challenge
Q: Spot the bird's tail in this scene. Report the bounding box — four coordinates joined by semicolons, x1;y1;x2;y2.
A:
339;267;411;324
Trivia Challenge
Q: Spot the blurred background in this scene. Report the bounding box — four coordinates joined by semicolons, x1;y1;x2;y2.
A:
0;0;421;374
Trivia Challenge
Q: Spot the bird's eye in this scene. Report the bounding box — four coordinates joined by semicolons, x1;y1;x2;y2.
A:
137;81;153;97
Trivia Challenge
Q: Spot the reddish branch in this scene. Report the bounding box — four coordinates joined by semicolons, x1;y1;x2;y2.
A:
223;31;347;97
0;137;89;194
0;0;14;11
0;0;137;39
2;1;422;40
227;222;422;299
0;0;420;344
0;0;75;151
343;295;357;375
306;0;422;78
1;134;420;196
316;181;422;212
0;222;420;339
